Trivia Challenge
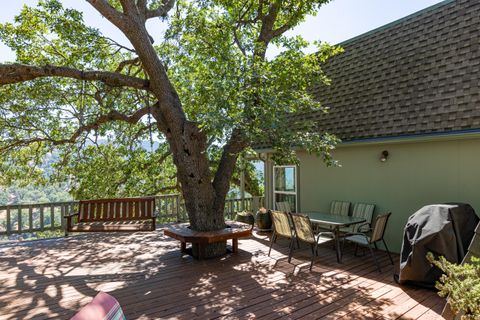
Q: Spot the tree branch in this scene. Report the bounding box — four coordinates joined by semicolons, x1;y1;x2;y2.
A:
254;0;281;59
233;26;246;56
0;105;160;153
115;57;141;73
136;0;148;17
103;36;136;53
119;0;136;15
0;64;150;90
86;0;128;30
146;0;175;19
212;128;248;211
271;6;305;38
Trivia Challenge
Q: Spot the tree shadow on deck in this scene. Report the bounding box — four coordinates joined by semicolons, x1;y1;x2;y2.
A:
0;229;444;319
0;231;178;319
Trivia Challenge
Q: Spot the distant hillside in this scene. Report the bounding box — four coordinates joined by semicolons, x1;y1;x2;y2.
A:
0;184;72;206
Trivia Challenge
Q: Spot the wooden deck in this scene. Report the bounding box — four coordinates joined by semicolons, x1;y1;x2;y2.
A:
0;227;445;319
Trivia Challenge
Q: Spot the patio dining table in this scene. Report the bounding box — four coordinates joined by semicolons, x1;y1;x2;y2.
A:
303;212;366;263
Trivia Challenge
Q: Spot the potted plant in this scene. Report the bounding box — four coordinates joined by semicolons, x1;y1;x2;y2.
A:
427;253;480;319
235;211;255;227
255;207;272;231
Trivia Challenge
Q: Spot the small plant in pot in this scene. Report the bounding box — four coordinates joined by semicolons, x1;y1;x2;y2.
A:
255;207;272;231
235;211;255;227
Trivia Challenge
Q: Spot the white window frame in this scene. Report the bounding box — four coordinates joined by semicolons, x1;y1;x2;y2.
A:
273;165;298;212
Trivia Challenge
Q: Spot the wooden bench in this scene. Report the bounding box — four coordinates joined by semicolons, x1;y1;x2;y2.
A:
65;197;157;235
164;221;252;259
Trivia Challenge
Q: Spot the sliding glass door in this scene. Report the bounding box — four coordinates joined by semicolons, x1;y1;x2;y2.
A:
273;165;297;212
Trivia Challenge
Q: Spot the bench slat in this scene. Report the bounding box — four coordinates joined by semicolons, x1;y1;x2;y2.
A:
95;203;101;221
92;202;97;221
122;202;127;220
89;202;94;221
115;202;121;220
148;200;152;217
135;201;140;219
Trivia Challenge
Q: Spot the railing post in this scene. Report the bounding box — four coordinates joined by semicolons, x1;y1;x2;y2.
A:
61;204;66;232
39;205;44;231
28;205;33;232
252;196;261;213
239;155;245;211
176;195;180;222
17;206;22;233
50;204;55;230
6;207;11;235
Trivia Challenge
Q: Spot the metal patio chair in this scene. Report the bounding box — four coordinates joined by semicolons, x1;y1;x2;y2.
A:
330;200;351;216
275;201;291;213
340;203;375;234
343;212;394;272
268;210;295;257
316;200;352;233
290;213;334;270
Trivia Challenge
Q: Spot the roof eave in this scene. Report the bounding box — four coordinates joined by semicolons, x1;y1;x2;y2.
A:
253;128;480;153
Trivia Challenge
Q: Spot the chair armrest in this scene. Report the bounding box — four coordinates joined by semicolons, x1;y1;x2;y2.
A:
356;222;371;233
316;231;334;237
316;232;334;243
64;212;79;219
343;231;370;238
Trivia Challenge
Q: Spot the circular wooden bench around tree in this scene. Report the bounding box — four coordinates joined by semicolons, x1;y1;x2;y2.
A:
163;221;252;259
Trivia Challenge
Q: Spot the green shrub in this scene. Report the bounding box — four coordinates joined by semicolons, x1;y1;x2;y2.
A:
426;253;480;319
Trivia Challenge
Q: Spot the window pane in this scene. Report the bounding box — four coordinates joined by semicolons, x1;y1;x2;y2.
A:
274;167;296;192
275;194;296;213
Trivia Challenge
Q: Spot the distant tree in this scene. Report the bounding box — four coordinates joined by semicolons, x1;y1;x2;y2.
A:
0;0;340;257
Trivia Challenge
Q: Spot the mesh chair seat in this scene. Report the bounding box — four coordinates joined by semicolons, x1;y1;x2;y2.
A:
344;234;369;246
317;233;335;244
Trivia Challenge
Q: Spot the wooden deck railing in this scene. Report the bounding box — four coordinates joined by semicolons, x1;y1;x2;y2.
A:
0;195;264;237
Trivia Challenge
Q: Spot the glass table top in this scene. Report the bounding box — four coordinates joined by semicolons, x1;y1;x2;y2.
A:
303;212;366;227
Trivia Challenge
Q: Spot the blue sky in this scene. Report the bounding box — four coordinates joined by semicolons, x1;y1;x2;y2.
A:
0;0;445;62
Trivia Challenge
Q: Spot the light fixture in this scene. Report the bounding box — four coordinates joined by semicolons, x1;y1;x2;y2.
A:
380;150;389;162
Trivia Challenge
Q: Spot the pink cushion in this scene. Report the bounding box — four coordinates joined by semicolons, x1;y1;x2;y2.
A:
71;292;125;320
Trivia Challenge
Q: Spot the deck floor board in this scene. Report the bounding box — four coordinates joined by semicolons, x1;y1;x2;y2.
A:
0;228;445;319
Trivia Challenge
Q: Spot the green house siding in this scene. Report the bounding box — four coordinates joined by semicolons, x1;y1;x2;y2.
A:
264;137;480;252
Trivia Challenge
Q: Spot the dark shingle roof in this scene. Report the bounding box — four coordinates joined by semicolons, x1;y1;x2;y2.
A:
305;0;480;142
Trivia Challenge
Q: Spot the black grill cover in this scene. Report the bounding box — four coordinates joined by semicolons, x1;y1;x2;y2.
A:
397;203;479;288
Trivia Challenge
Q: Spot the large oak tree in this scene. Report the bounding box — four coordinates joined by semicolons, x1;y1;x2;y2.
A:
0;0;339;257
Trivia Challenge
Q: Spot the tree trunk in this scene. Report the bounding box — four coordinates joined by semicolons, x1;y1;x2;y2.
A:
121;24;234;258
160;119;228;259
86;4;235;258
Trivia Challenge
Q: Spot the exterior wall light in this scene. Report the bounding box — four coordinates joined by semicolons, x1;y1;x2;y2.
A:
380;150;389;162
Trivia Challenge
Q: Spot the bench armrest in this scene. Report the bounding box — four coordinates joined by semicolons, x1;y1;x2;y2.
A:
64;212;79;219
152;210;159;218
